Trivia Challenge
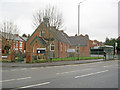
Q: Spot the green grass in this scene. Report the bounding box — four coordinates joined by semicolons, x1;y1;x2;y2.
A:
32;57;104;63
2;59;11;62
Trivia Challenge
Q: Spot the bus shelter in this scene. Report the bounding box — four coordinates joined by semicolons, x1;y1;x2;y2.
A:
90;45;114;60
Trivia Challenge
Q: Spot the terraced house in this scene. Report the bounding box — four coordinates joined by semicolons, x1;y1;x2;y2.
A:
26;18;90;63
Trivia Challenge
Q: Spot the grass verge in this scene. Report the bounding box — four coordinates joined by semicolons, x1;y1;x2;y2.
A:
32;57;104;63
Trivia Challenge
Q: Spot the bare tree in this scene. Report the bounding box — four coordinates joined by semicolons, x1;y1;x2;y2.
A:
0;21;20;54
1;21;19;39
33;5;64;29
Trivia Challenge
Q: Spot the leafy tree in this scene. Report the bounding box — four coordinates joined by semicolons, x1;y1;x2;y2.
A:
104;37;110;45
4;44;11;54
116;37;120;53
104;37;117;46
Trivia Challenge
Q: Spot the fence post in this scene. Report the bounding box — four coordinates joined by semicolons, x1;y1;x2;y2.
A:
26;52;30;63
29;53;33;63
11;52;15;62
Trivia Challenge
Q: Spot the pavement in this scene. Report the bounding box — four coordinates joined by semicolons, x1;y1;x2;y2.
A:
1;59;107;68
1;60;118;89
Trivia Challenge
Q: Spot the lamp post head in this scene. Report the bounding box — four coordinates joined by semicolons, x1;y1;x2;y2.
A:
78;0;86;5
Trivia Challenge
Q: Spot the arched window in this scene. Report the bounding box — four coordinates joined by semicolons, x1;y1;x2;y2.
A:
50;43;55;51
39;30;45;37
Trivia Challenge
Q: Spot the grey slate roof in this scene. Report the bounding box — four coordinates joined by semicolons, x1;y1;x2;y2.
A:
68;36;89;46
49;27;88;46
1;32;24;41
21;37;27;41
50;27;71;44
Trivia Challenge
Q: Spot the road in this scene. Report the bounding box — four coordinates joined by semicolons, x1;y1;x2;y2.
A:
1;60;119;89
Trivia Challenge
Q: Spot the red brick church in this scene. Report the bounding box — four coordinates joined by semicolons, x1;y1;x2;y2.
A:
26;18;90;63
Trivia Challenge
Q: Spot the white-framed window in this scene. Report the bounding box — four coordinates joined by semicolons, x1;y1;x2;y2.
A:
16;41;18;47
20;42;22;47
50;43;55;51
19;48;22;52
39;31;42;37
76;46;79;53
14;41;15;48
39;30;45;37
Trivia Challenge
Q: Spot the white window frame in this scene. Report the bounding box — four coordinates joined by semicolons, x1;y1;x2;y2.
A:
20;42;22;47
14;41;15;48
16;41;18;47
39;30;45;37
50;43;55;51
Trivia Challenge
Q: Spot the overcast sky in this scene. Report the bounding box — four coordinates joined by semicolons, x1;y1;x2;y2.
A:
0;0;119;42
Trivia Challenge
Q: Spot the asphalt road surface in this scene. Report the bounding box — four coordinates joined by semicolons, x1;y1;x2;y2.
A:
1;60;119;89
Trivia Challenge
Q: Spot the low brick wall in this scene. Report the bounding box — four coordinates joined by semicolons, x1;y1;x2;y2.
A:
2;53;15;62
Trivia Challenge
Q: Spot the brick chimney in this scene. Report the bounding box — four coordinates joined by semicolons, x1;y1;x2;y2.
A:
15;34;19;36
75;34;77;36
80;34;83;36
60;30;64;33
43;17;49;27
28;34;30;38
43;17;49;23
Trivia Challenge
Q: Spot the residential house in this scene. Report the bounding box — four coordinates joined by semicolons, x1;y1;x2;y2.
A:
1;32;26;54
90;40;104;49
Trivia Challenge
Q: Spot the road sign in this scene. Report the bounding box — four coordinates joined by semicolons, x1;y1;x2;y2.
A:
67;49;75;53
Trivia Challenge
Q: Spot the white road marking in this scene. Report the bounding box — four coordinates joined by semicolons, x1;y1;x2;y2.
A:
103;64;118;68
56;68;92;75
103;66;109;67
19;82;50;88
31;68;38;69
87;62;103;65
15;77;31;80
66;65;79;67
0;79;15;82
21;68;27;70
74;70;108;78
0;77;31;82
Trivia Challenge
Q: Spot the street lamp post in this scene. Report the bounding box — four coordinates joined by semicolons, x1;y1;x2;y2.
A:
78;0;86;36
78;3;80;36
78;0;86;59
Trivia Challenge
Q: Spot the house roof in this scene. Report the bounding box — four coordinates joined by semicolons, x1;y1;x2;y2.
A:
1;32;24;41
20;37;28;41
68;36;89;46
27;22;89;46
30;36;46;45
49;27;71;44
49;27;89;46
